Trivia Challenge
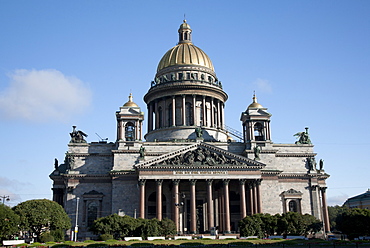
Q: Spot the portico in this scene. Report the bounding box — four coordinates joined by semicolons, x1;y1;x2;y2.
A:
135;143;264;234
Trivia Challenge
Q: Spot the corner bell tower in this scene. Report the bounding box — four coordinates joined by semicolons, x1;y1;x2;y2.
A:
116;93;144;142
240;94;272;149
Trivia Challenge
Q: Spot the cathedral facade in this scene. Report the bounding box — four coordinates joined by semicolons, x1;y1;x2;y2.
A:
50;20;330;239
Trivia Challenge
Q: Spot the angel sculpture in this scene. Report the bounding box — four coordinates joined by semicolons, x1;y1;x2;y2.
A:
294;127;311;144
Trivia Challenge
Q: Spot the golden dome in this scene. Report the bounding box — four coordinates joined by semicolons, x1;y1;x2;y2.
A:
157;20;214;72
248;93;263;109
157;43;214;72
123;93;138;107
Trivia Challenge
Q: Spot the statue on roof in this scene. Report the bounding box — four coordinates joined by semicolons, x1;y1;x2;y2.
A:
319;159;324;170
195;127;203;138
253;145;261;161
70;126;87;143
139;146;145;158
294;127;311;144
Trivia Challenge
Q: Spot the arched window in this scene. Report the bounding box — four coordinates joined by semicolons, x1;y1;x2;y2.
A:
87;201;98;227
185;102;193;126
254;123;264;141
125;122;135;141
289;200;298;212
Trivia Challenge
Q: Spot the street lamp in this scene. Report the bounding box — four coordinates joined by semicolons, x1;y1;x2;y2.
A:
174;193;186;235
1;195;10;204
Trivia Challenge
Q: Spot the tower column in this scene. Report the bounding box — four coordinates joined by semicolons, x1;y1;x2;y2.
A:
321;187;331;233
252;181;258;214
217;100;221;128
239;179;247;219
206;179;214;232
247;181;254;215
154;101;159;129
172;96;176;126
202;96;206;126
148;103;153;132
192;95;197;125
210;97;214;127
172;179;180;233
221;102;225;129
182;95;186;125
139;179;146;218
256;179;262;213
156;179;163;221
190;179;197;233
223;179;230;233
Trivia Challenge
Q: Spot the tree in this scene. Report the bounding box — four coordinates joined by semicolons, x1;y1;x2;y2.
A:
276;212;322;237
160;218;176;238
328;205;349;232
90;214;144;239
239;215;263;237
13;199;71;241
0;204;20;241
336;208;370;239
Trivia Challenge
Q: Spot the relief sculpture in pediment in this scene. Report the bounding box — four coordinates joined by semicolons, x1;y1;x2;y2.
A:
156;148;242;167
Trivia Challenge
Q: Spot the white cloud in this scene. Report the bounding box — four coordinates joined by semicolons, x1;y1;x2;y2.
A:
327;194;348;206
0;69;92;122
252;78;273;93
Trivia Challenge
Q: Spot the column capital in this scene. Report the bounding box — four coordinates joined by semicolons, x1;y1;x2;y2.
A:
155;179;163;185
320;187;327;193
172;179;180;185
189;179;197;185
239;179;247;185
138;179;146;186
222;179;230;185
206;179;213;185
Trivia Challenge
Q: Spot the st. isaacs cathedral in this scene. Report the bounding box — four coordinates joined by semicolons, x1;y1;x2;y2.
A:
50;20;330;239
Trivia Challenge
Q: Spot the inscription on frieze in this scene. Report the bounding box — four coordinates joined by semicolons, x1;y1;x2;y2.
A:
173;171;228;175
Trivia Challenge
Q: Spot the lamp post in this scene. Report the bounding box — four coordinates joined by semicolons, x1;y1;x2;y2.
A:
174;193;186;235
1;195;10;204
74;197;79;242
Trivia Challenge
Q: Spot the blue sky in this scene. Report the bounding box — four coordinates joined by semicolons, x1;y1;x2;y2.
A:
0;0;369;207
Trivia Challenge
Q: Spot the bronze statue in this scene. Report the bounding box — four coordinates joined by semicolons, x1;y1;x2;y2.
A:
69;126;87;143
54;158;59;170
294;127;311;144
319;159;324;170
139;146;145;158
195;127;203;138
307;157;316;171
253;145;261;160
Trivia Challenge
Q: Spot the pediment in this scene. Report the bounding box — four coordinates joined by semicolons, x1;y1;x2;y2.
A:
135;143;265;169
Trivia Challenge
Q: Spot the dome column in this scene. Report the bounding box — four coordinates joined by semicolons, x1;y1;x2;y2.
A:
154;100;159;129
172;96;176;126
202;96;206;126
217;100;221;129
192;95;197;126
148;102;153;132
182;95;186;126
210;97;214;128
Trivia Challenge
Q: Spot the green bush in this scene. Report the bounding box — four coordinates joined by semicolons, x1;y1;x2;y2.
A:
15;243;28;247
179;242;204;246
229;241;253;246
50;229;65;242
40;232;54;243
99;234;114;241
131;243;154;247
86;243;108;247
83;240;96;243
